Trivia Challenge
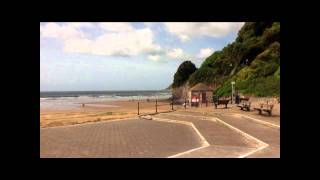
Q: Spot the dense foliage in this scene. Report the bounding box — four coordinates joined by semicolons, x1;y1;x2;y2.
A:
172;61;197;88
172;22;280;97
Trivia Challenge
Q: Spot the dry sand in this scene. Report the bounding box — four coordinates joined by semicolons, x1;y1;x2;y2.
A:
40;98;280;128
40;100;174;128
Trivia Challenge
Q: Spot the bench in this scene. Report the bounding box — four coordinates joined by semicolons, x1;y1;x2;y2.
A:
254;104;274;116
240;97;249;102
213;99;230;109
237;101;251;111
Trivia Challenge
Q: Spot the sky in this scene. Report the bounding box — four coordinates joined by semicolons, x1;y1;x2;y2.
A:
40;22;244;91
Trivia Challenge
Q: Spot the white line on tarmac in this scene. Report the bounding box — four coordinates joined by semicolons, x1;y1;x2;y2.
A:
156;113;270;158
168;145;209;158
230;114;280;128
213;117;269;158
162;113;214;121
151;117;210;158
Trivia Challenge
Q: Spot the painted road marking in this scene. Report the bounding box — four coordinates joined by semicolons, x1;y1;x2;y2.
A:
156;113;270;158
230;114;280;128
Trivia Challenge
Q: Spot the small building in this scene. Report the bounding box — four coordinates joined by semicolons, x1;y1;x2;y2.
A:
188;83;213;107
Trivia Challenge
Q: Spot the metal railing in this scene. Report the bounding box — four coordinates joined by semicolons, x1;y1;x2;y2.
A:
137;98;174;115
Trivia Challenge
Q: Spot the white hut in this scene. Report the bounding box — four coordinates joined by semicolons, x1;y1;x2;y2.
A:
188;83;213;106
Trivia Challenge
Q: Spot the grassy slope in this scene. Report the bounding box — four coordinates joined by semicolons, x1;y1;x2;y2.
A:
187;22;280;97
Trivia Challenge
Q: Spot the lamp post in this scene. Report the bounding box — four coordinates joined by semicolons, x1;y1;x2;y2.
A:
231;81;235;104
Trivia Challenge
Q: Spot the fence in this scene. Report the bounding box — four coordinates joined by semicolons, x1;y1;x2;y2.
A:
137;98;174;115
137;96;235;115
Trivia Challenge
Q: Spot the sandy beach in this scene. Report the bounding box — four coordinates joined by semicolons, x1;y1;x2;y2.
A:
40;97;280;128
40;99;174;128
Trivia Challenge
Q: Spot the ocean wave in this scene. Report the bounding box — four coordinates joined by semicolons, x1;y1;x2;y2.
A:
40;91;172;110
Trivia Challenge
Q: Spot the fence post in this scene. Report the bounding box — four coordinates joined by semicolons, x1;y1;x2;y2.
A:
171;98;174;111
138;102;139;115
185;98;187;109
156;99;158;113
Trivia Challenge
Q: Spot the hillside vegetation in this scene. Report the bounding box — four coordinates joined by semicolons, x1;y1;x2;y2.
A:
172;22;280;97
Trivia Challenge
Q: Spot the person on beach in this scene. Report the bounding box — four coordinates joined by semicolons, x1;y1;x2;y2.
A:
82;103;85;107
235;92;240;104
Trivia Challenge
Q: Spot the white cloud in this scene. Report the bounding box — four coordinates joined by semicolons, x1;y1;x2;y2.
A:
90;28;161;56
179;35;190;42
148;54;161;61
69;22;95;28
166;48;184;59
99;22;134;32
197;48;214;58
40;22;85;40
164;22;244;42
40;22;161;57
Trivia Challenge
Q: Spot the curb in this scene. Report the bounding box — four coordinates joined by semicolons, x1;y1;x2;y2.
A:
41;117;138;129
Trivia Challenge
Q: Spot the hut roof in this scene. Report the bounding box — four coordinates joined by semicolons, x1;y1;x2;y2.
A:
190;83;213;91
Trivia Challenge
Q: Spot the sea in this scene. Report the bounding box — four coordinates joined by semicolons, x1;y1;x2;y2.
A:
40;90;172;110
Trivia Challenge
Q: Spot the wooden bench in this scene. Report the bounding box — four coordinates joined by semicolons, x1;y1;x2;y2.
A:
237;101;251;111
254;104;274;116
213;99;230;109
240;97;249;102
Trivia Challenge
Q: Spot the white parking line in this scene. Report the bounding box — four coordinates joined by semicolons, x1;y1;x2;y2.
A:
151;117;210;158
230;114;280;128
162;113;214;121
156;113;270;158
213;117;269;158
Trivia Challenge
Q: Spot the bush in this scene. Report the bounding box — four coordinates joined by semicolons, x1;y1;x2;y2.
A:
215;76;280;97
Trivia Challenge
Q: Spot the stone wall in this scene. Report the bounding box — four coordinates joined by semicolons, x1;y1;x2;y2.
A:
171;83;189;103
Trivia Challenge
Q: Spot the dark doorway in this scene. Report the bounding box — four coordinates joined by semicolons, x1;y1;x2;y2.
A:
202;92;206;102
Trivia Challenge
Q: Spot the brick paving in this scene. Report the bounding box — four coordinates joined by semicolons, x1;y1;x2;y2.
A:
155;113;256;148
40;119;202;158
213;113;280;158
155;111;279;158
176;106;280;125
40;108;280;158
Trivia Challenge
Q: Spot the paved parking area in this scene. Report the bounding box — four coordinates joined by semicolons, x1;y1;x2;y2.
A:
40;119;202;158
215;114;280;158
157;111;280;158
40;110;280;158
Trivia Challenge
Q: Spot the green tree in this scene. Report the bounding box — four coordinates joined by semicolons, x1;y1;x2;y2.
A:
189;67;216;86
172;61;197;87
